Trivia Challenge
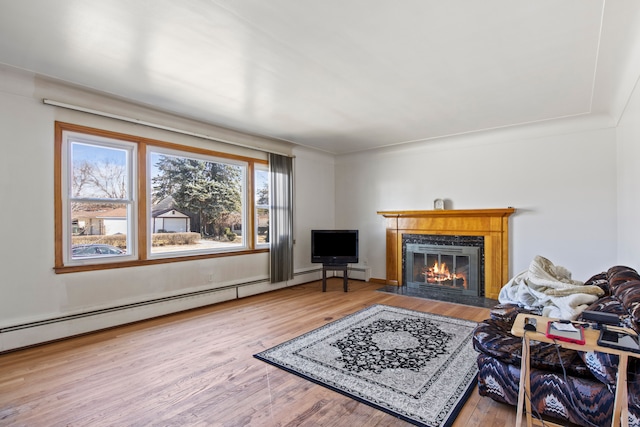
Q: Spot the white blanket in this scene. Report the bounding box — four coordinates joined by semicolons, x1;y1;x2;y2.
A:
498;255;604;320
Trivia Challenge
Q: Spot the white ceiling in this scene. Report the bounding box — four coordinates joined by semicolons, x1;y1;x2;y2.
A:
1;0;639;154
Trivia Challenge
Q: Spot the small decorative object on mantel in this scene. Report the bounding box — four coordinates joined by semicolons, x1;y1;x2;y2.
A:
433;198;445;210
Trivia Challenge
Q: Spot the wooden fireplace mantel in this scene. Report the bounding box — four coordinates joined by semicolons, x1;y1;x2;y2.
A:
377;208;515;300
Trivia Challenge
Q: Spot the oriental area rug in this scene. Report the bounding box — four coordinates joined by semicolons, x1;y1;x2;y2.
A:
254;304;478;427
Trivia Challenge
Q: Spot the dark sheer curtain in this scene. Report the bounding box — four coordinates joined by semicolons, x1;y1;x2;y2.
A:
269;153;294;283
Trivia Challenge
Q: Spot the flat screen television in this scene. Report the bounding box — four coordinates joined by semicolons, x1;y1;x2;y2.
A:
311;229;359;265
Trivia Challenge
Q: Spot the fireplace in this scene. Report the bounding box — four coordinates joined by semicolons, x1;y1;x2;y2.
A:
377;209;514;299
403;235;484;296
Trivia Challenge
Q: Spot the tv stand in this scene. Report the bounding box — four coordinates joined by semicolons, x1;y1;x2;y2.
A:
322;264;348;292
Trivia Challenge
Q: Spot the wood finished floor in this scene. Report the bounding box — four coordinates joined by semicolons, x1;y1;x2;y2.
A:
0;279;518;426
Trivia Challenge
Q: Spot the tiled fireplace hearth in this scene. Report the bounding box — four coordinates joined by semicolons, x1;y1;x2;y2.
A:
377;209;515;300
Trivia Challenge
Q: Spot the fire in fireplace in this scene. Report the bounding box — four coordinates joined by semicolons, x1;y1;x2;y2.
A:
423;259;468;288
404;239;482;296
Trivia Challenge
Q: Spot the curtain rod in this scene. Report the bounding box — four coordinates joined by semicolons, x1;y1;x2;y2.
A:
42;99;294;158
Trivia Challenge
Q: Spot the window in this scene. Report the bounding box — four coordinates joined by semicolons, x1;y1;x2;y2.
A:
62;133;137;265
255;165;270;247
54;122;269;272
148;148;247;257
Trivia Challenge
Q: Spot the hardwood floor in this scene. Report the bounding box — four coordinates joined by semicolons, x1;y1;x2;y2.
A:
0;279;518;426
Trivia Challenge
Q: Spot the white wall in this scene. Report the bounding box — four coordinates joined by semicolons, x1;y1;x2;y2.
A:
335;116;619;283
0;66;333;351
617;73;640;267
292;147;336;271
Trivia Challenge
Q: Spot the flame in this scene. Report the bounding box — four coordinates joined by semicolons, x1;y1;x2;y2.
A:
422;262;468;289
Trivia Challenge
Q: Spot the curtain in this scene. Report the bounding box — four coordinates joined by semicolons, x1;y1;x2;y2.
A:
269;153;294;283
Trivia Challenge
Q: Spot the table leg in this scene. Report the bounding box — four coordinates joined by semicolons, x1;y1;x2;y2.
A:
612;353;629;427
516;334;532;427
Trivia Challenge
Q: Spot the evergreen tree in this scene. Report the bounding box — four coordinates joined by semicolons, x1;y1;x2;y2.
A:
152;155;242;238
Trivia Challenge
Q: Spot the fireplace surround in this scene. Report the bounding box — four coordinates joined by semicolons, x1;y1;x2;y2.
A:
377;208;515;300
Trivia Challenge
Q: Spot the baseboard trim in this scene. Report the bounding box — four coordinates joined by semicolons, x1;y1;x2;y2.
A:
0;269;323;352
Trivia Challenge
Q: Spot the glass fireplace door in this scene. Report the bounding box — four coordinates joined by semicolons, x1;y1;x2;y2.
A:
405;243;480;296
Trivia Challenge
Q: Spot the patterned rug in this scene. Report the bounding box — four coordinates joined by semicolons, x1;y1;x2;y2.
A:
254;304;479;427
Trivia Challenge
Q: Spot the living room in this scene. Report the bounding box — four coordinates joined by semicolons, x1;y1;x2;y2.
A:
2;1;640;425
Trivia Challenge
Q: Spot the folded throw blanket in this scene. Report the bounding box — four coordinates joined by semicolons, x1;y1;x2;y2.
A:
498;255;604;320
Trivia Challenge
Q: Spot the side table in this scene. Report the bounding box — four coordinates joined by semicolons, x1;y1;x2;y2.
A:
512;313;637;427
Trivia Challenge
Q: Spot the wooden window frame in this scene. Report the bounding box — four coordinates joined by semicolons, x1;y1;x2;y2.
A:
54;121;268;274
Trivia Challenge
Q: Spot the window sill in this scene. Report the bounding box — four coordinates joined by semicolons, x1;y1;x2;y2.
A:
54;248;269;274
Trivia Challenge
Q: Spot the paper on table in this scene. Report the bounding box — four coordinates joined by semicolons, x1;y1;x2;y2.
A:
551;322;579;332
